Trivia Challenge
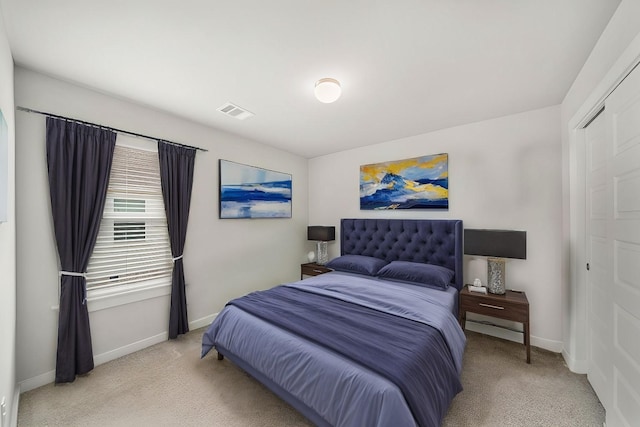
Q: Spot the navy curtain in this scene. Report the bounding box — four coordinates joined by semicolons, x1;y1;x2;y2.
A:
158;141;196;339
46;118;116;383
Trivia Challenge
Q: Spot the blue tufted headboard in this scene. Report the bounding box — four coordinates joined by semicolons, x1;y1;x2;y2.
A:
340;218;464;291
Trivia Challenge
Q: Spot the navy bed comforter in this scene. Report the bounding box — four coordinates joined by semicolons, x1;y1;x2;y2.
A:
228;284;462;427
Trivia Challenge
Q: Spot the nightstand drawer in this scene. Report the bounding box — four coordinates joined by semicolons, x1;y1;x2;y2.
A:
301;263;332;278
460;294;528;323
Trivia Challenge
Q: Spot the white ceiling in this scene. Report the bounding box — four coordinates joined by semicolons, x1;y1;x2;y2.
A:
1;0;621;158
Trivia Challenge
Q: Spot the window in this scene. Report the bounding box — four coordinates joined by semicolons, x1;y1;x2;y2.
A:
114;199;146;241
114;221;146;241
86;144;173;292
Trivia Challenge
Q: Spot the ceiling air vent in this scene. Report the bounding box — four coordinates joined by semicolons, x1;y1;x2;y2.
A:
217;102;254;120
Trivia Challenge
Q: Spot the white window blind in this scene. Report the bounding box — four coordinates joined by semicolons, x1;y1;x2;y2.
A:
86;145;173;291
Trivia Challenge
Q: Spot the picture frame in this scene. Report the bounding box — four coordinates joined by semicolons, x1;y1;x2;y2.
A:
360;153;449;210
219;159;292;219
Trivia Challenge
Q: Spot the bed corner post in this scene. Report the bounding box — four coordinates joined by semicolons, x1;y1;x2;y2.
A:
217;352;224;361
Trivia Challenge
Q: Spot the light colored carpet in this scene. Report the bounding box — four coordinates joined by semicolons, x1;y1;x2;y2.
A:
442;332;604;427
18;329;604;426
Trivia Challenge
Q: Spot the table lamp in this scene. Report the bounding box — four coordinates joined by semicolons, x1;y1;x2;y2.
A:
307;226;335;265
464;229;527;294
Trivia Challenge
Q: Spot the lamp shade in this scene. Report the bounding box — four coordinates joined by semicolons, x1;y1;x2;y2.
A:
307;226;335;242
464;229;526;259
314;78;341;103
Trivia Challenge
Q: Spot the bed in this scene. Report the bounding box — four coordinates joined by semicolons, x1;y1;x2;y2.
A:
202;218;466;427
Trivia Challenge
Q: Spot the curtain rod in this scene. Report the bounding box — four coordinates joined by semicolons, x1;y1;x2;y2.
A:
17;106;208;152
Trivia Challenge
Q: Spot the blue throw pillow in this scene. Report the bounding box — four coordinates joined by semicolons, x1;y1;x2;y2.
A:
326;255;389;276
377;261;454;289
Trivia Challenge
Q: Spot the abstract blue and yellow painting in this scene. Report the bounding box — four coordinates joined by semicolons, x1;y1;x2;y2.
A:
360;153;448;210
219;159;292;219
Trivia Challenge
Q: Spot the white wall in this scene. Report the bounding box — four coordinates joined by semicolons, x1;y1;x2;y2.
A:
309;105;563;351
10;0;636;394
561;0;640;371
14;68;309;390
0;5;17;427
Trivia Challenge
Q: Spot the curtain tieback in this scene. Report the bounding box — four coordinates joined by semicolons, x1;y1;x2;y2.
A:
172;255;183;262
59;271;88;304
59;270;87;278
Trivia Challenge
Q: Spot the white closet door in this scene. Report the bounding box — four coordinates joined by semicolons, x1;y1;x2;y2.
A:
585;110;612;411
604;63;640;427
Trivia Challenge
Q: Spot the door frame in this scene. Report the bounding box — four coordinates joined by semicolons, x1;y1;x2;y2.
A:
566;32;640;373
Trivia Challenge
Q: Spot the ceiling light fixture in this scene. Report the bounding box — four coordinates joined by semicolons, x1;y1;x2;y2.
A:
314;78;341;103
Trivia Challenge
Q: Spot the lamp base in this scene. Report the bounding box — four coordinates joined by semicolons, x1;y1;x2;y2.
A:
316;241;329;265
487;257;506;294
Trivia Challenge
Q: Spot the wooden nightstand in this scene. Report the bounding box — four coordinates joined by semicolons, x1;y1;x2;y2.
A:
459;286;530;363
301;262;332;279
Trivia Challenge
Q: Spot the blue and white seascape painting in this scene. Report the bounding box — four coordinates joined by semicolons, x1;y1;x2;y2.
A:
219;159;292;219
360;153;448;210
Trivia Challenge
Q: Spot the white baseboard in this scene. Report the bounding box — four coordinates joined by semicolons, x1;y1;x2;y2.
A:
562;348;587;373
189;312;218;330
19;312;219;393
531;334;563;353
20;332;167;392
10;385;19;427
465;320;563;353
19;370;55;393
93;332;167;366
